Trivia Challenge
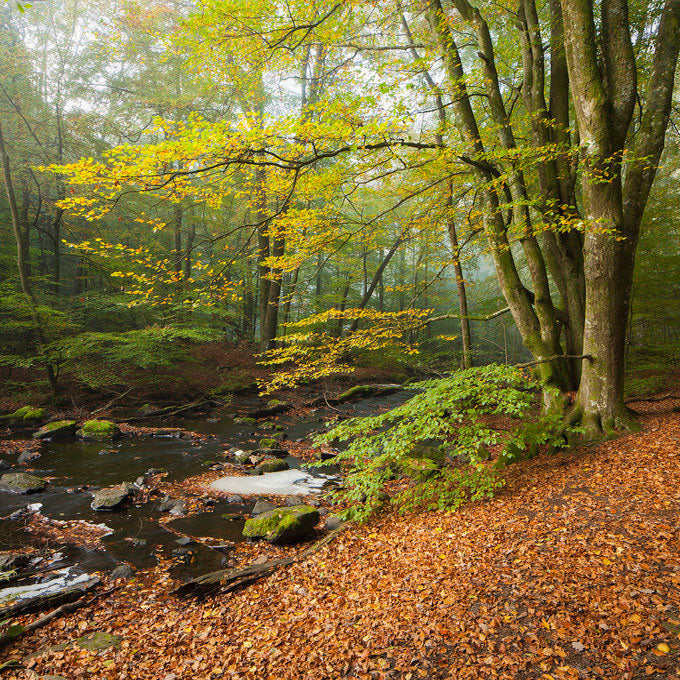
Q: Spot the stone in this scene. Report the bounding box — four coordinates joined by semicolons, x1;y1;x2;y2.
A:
0;472;47;494
110;564;134;580
243;505;320;544
234;417;257;426
324;514;345;531
158;496;176;512
91;485;133;511
234;450;252;465
0;459;10;472
32;420;77;440
285;495;305;506
76;420;122;441
255;459;289;475
314;449;336;461
2;406;47;427
18;450;41;464
74;631;121;653
227;495;244;504
169;501;186;516
129;538;147;547
175;536;194;546
0;552;29;571
252;499;276;515
258;437;279;449
253;447;289;459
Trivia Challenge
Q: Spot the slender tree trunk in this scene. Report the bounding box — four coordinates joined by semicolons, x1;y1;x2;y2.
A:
0;125;58;396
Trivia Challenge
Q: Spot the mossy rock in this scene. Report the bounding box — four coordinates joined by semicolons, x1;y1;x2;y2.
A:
258;437;279;449
234;417;257;426
0;472;47;494
266;399;288;408
76;420;122;441
32;420;77;440
2;406;47;427
337;385;377;401
255;459;289;474
75;631;121;653
243;505;320;543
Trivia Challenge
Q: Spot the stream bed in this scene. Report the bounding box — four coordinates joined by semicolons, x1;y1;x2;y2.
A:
0;391;410;585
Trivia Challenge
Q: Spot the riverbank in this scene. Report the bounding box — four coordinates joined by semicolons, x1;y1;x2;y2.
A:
4;396;680;679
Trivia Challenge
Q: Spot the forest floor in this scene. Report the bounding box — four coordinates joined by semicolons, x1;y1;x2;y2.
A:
4;398;680;680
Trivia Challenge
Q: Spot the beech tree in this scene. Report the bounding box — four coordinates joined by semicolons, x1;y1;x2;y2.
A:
48;0;680;439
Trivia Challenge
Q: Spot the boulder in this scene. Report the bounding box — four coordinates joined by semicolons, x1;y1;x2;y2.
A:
234;450;252;465
258;437;279;449
91;485;134;511
2;406;47;427
253;447;289;459
227;494;244;504
243;505;320;544
255;459;289;475
285;495;305;507
0;459;10;472
0;472;47;494
234;417;257;426
32;420;77;440
76;420;122;441
17;450;41;464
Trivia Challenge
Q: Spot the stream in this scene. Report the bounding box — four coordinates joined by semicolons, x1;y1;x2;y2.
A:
0;391;410;585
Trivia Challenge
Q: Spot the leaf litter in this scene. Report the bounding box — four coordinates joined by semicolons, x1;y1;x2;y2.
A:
4;402;680;679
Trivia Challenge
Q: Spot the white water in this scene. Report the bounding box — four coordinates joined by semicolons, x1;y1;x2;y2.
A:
210;469;336;496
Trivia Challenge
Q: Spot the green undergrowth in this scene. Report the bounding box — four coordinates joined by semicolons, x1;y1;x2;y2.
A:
314;364;576;521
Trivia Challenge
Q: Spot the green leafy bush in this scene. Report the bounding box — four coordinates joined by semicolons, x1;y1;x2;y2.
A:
314;364;570;521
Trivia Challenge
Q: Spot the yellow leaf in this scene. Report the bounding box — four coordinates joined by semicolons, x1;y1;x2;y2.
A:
657;643;670;654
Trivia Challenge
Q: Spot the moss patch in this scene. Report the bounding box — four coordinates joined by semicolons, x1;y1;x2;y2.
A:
243;505;319;543
76;420;122;441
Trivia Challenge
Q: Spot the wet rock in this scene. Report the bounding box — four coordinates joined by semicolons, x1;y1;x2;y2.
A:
17;450;41;464
253;447;289;459
227;494;244;504
134;476;145;487
91;485;134;511
172;547;190;556
255;459;289;475
129;538;147;547
32;420;77;440
158;496;176;512
324;514;346;531
175;536;194;546
243;505;320;544
234;450;252;465
76;420;122;441
169;501;186;516
258;437;279;449
0;472;47;494
0;459;10;472
110;564;134;580
0;552;29;571
285;495;305;507
252;499;276;515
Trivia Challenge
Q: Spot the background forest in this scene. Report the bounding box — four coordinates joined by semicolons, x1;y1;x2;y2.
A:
0;0;677;410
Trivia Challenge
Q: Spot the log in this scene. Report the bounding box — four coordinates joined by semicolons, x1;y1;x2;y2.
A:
0;576;100;619
120;399;223;423
175;526;345;598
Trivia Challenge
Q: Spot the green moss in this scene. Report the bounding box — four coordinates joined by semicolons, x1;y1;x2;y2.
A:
74;632;121;653
337;385;376;401
234;417;257;426
255;459;289;474
3;406;47;424
77;420;122;441
266;399;288;408
243;505;320;543
258;438;278;449
33;420;77;440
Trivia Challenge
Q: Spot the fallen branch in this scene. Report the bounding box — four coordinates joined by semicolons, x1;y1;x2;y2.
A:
0;585;119;650
0;577;100;619
175;526;346;598
515;354;593;369
120;398;223;423
91;388;134;415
